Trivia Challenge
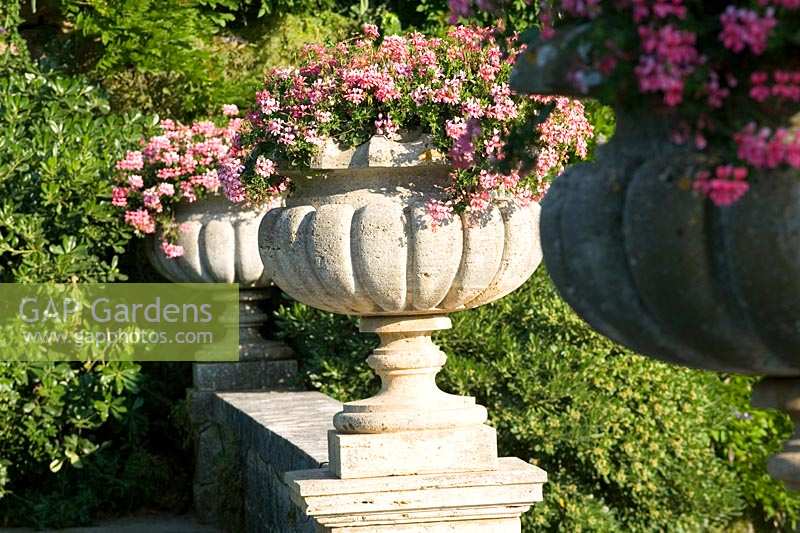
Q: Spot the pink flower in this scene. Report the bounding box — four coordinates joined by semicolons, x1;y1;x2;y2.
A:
344;88;366;104
375;113;399;138
116;151;144;171
128;175;144;189
720;6;776;55
478;169;500;191
468;190;491;211
425;199;454;230
222;104;239;117
219;158;245;203
229;22;592;218
255;155;277;178
124;209;156;234
158;183;175;197
462;97;485;119
694;167;751;206
448;119;481;169
362;24;380;40
180;182;197;203
634;24;700;106
484;129;505;158
445;117;468;140
161;240;184;258
199;169;221;192
143;187;163;212
112;187;128;207
561;0;602;17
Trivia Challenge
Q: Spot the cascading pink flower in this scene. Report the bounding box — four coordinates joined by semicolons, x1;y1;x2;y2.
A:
112;187;128;208
719;6;776;55
112;106;245;258
233;24;594;226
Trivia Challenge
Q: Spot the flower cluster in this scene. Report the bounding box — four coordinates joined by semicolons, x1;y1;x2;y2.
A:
112;108;243;258
452;0;800;207
227;25;593;226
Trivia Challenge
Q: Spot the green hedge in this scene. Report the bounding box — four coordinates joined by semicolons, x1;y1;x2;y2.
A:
276;269;800;531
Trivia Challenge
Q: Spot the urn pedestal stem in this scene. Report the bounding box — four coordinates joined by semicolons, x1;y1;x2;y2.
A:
752;379;800;491
333;315;487;434
327;315;498;480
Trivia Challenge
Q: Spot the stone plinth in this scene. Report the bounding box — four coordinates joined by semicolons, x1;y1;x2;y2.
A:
286;457;546;533
193;340;297;391
328;425;497;479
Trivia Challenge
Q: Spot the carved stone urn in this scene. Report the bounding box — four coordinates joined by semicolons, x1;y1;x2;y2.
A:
511;31;800;490
146;194;294;390
259;135;546;531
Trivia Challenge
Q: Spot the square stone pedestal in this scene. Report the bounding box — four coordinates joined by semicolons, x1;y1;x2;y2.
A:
328;425;498;479
285;457;546;532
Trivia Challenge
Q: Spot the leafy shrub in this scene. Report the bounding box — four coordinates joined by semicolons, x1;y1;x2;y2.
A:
0;64;154;283
276;269;800;531
19;0;356;120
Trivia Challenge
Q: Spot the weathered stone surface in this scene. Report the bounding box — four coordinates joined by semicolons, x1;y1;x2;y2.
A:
310;133;445;169
332;317;487;435
286;457;546;532
214;391;339;477
540;111;800;377
329;425;498;479
256;137;546;531
189;392;242;528
198;391;341;532
201;391;543;532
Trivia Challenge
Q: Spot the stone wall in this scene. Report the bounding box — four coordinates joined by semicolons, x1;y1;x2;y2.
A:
193;390;341;533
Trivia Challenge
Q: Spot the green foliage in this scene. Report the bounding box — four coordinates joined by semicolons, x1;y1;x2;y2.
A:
0;53;154;282
21;0;358;120
0;360;193;528
15;0;548;121
54;0;226;118
276;270;800;532
208;11;357;111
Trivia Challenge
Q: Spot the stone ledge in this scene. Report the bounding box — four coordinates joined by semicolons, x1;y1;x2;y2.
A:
202;390;342;532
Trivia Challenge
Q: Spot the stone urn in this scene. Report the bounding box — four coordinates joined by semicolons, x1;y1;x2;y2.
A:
259;135;547;531
511;32;800;489
146;194;294;390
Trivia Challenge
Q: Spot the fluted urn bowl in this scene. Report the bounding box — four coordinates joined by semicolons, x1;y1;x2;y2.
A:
146;194;290;368
147;195;272;286
541;111;800;377
258;135;542;316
